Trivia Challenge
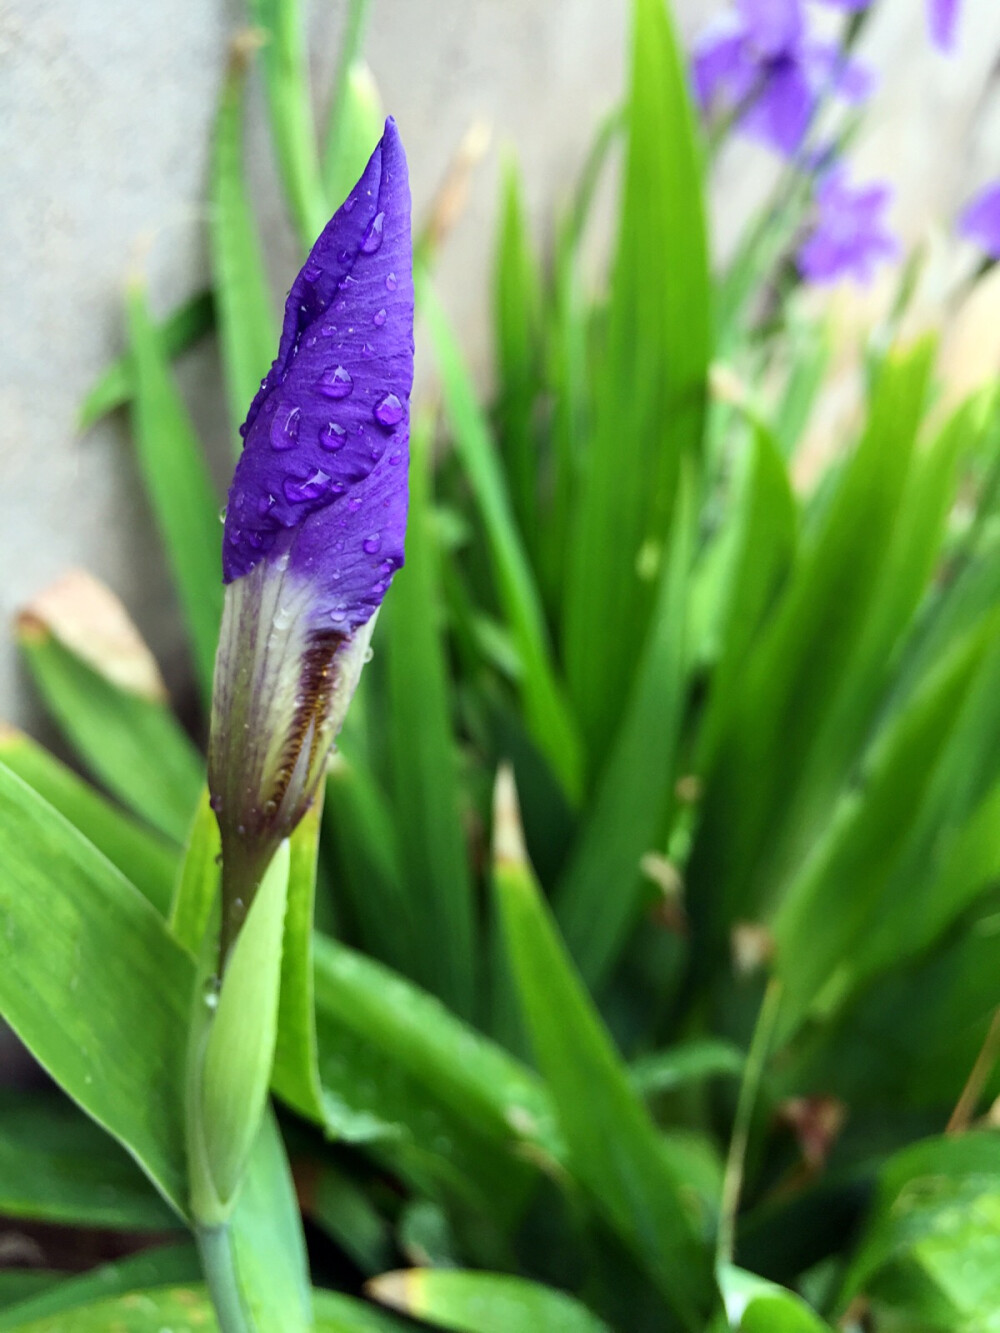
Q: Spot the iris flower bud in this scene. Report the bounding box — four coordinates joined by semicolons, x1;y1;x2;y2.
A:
208;118;413;956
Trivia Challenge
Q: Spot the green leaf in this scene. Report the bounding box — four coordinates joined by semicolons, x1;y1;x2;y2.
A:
197;841;290;1211
228;1108;313;1333
303;1161;393;1275
369;1269;612;1333
0;1090;177;1230
0;1245;199;1330
310;932;547;1223
563;0;710;770
689;339;936;960
169;787;222;955
492;769;712;1329
324;36;383;206
0;726;177;914
384;423;475;1016
273;800;327;1123
247;0;329;249
211;45;278;447
838;1133;1000;1330
420;273;583;801
493;155;544;553
313;1288;413;1332
718;1264;830;1332
630;1039;745;1097
4;1288;216;1332
126;283;224;702
0;766;192;1216
77;290;214;431
554;467;694;986
16;591;203;845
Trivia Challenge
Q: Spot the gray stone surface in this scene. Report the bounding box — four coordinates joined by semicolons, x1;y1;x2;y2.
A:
1;0;999;738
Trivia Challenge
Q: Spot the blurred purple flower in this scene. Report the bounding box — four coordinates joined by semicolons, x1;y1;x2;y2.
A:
927;0;960;50
209;118;413;937
798;167;898;283
693;0;873;157
959;181;1000;259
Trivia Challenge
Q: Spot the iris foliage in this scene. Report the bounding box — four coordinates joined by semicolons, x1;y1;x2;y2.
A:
1;0;1000;1329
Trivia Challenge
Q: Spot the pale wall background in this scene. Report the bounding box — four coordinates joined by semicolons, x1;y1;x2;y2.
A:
3;0;1000;738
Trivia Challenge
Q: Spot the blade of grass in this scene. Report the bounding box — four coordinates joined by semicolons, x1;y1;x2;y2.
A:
126;283;224;702
322;0;379;203
368;1269;612;1333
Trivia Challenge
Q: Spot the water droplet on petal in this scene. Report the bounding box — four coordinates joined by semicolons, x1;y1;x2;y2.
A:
218;505;227;524
388;450;402;466
363;646;374;663
373;307;387;327
343;193;357;213
321;323;336;337
361;342;375;359
271;405;301;450
363;533;382;554
330;605;347;623
360;211;385;253
283;468;332;503
303;260;321;282
385;272;397;291
317;365;353;399
337;249;352;264
202;979;220;1011
319;422;347;451
348;497;363;513
373;393;404;427
258;493;277;516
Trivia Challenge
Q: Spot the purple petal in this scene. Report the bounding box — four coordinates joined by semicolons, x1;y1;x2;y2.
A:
737;0;803;55
692;16;757;110
223;117;414;635
740;60;815;155
813;0;871;9
959;181;1000;259
798;166;899;284
927;0;960;50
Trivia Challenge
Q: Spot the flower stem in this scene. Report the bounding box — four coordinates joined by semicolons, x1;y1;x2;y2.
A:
197;1222;255;1333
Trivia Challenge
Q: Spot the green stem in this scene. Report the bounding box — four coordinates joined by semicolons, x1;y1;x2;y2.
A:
716;977;783;1269
198;1223;255;1333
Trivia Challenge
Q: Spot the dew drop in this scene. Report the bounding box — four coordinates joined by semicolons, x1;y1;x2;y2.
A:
330;605;347;623
373;307;387;327
305;334;318;348
363;646;374;663
348;497;363;513
283;468;332;503
388;450;402;466
361;342;375;359
319;421;347;451
373;392;404;427
317;365;353;399
363;533;382;554
202;979;220;1011
303;260;321;282
337;249;352;264
258;493;276;516
271;405;301;450
385;271;397;291
321;323;336;337
360;211;385;253
343;193;357;213
218;505;227;524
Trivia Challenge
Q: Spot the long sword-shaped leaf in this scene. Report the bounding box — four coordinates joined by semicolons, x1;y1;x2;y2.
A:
0;766;192;1215
385;423;475;1016
247;0;329;250
369;1269;612;1333
0;725;177;913
562;0;710;771
421;274;583;801
77;290;214;431
126;283;224;701
211;43;277;447
492;769;712;1330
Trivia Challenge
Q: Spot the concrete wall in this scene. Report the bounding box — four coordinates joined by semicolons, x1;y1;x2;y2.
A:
2;0;1000;738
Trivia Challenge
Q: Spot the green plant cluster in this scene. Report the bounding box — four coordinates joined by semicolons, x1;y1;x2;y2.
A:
1;0;999;1329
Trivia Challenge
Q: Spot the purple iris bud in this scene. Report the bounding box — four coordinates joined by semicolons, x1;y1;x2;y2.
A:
209;117;413;947
797;166;898;284
927;0;960;51
693;0;873;158
958;181;1000;260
